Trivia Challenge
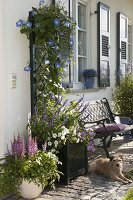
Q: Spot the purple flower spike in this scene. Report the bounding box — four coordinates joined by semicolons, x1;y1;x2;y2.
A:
16;19;23;27
64;21;70;27
24;66;31;72
55;63;61;68
39;0;45;6
70;38;74;46
25;21;32;28
53;18;60;26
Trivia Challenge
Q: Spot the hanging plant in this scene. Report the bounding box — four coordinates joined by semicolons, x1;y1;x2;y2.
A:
16;2;76;97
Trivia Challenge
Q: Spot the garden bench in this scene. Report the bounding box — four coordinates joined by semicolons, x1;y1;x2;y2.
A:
80;98;133;158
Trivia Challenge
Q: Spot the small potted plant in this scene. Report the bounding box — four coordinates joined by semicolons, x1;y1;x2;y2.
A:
82;69;97;89
0;134;61;199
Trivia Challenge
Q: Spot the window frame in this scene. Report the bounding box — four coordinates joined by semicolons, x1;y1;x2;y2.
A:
73;0;90;88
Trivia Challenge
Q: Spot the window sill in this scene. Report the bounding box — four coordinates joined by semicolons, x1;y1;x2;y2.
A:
67;87;100;93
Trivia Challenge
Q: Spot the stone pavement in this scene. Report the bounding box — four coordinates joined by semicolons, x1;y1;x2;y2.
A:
4;136;133;200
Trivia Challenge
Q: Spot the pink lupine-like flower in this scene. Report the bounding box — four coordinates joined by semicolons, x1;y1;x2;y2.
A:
27;135;38;156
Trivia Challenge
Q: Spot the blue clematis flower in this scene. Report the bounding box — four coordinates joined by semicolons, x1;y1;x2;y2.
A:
64;21;70;27
16;19;24;27
55;63;61;68
39;0;45;6
31;10;36;17
53;46;59;51
57;53;61;58
53;18;60;26
70;38;74;46
59;32;64;36
48;40;55;47
44;60;50;65
24;66;31;72
25;22;32;28
67;60;71;65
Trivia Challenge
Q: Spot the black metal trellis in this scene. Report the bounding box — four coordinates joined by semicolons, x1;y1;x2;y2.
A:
29;1;88;184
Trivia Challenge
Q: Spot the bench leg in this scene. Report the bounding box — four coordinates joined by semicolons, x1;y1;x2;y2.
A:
101;137;110;158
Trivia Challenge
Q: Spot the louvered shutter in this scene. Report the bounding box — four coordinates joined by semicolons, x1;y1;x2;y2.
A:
117;12;128;83
97;2;110;87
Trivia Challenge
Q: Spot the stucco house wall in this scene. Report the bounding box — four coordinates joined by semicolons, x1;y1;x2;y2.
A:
0;0;133;157
0;0;51;157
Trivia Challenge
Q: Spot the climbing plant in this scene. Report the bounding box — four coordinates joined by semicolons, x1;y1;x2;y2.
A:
16;2;75;101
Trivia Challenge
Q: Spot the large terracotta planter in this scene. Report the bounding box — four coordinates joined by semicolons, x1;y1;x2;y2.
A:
19;180;43;199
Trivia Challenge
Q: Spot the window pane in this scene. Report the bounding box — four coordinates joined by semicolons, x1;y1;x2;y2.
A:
128;25;132;43
78;31;86;56
78;57;87;81
101;8;109;32
78;3;86;29
121;16;127;38
100;60;110;85
120;63;126;76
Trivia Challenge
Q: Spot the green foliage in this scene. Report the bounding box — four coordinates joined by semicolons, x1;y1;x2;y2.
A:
19;3;76;97
123;188;133;200
28;95;84;152
113;74;133;115
0;151;61;197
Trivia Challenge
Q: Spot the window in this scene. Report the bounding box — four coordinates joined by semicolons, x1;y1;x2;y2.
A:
117;12;128;81
72;0;89;88
78;3;87;82
97;2;110;87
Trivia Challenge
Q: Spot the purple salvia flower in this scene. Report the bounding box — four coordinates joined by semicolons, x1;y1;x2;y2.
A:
87;141;95;152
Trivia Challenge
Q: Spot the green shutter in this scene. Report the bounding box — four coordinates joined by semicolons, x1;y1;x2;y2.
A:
97;2;110;87
117;12;128;84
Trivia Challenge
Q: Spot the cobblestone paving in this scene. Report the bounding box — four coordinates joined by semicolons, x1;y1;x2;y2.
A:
4;136;133;200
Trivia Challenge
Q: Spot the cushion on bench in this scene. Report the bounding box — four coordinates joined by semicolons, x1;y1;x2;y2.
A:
95;124;126;134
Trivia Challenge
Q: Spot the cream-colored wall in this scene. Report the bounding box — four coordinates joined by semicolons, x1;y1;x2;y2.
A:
0;0;51;158
67;0;133;102
0;0;133;157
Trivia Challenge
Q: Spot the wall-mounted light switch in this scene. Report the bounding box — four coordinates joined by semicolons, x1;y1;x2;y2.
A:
10;73;17;89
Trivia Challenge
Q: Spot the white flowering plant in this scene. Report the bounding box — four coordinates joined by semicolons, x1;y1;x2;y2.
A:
28;94;95;153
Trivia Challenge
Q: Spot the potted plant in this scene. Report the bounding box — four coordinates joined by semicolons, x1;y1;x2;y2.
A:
0;134;61;199
28;94;95;183
82;69;97;89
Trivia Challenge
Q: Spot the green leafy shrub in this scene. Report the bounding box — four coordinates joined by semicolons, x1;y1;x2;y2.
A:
113;74;133;116
0;135;61;197
123;188;133;200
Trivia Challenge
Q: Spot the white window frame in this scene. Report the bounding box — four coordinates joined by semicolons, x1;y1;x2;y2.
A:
72;0;90;89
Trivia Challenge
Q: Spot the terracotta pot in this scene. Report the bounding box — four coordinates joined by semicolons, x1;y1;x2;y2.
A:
19;180;43;199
